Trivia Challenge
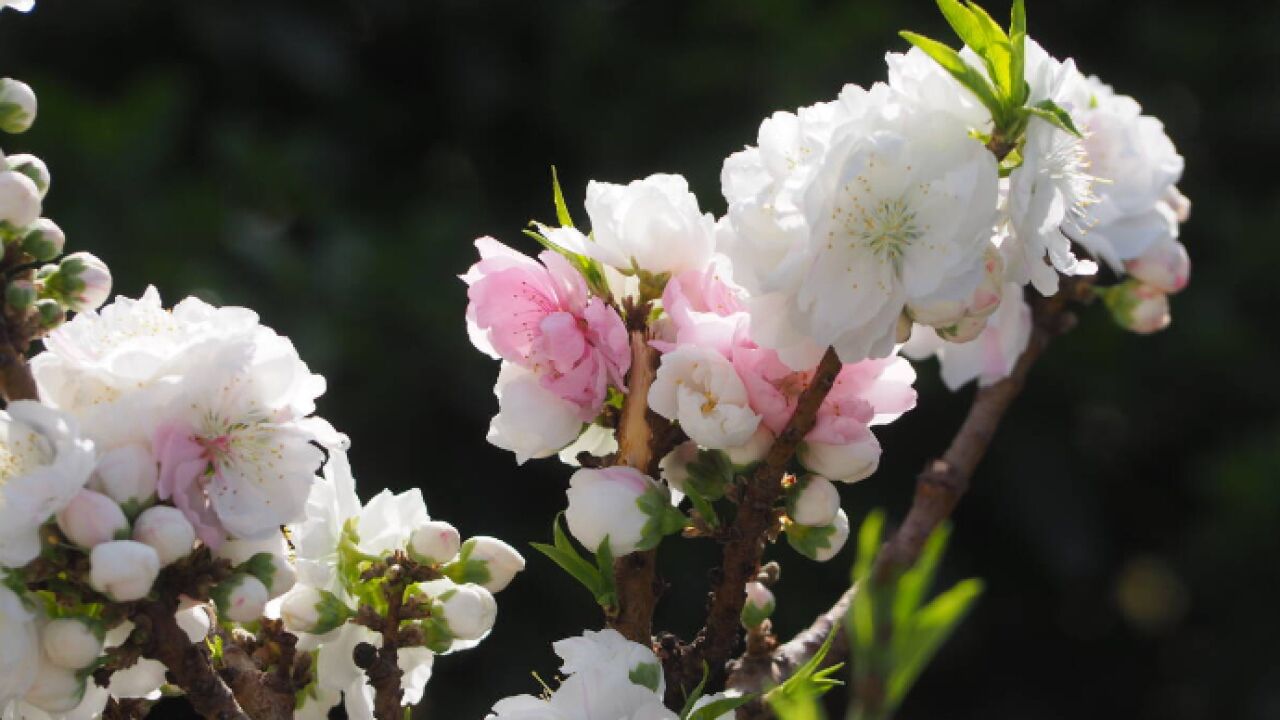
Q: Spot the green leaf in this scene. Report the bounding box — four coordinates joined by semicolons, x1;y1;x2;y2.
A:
689;695;755;720
899;31;1004;124
594;536;617;608
885;578;984;706
550;166;574;228
635;488;688;552
1024;99;1083;137
679;662;712;719
767;628;844;719
935;0;992;54
530;515;608;604
629;661;663;693
893;523;950;626
1008;0;1029;105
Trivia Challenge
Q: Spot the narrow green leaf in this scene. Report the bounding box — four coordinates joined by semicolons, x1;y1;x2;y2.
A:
852;510;885;584
899;31;1004;123
886;578;984;707
1010;0;1026;38
529;542;602;597
552;512;577;556
1008;0;1028;105
550;166;574;228
679;662;712;719
963;1;1008;43
893;523;951;625
935;0;988;53
690;695;755;720
1024;99;1083;137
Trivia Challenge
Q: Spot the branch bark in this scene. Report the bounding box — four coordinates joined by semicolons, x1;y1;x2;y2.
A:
663;347;844;700
608;330;670;643
136;599;251;720
724;280;1089;717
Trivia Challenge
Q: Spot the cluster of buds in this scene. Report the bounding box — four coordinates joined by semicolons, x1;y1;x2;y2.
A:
1105;232;1192;334
1;77;111;332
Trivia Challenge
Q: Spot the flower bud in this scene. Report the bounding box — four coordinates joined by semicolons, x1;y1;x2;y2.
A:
5;278;36;310
786;508;850;563
408;521;461;565
211;573;270;624
5;153;49;197
34;297;65;328
92;443;159;516
132;505;196;566
452;536;525;593
21;218;65;261
434;582;497;641
108;658;167;700
0;78;37;134
56;488;129;550
0;169;40;228
89;540;161;602
797;434;881;484
724;425;774;468
1125;238;1190;295
41;618;104;671
788;475;841;527
52;252;112;312
175;599;212;643
1104;280;1171;335
280;586;352;636
741;581;776;628
23;655;85;714
566;467;681;556
215;535;295;598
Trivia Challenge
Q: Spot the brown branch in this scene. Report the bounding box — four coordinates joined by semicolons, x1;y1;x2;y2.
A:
136;599;250;720
358;568;407;719
608;329;671;643
218;620;310;720
663;346;844;701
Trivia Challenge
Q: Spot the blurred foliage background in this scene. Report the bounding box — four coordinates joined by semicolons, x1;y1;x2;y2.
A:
3;0;1279;718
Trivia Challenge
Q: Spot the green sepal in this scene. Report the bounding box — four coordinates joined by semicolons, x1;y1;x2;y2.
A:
308;589;355;636
238;552;278;589
0;101;32;135
441;538;495;587
741;597;775;629
785;521;838;561
635;487;688;552
628;661;662;693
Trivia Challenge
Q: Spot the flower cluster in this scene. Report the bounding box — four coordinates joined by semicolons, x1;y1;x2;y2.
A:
486;629;739;720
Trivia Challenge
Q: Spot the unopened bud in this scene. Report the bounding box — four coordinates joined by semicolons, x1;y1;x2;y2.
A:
1125;238;1190;295
448;536;525;593
0;169;40;228
21;218;65;261
432;581;497;641
408;521;461;565
41;618;104;671
280;586;352;636
788;475;841;527
175;599;213;643
35;297;64;328
797;434;881;484
92;443;159;516
89;540;161;602
216;535;295;598
786;508;850;563
0;78;37;134
741;581;776;628
1104;280;1171;335
5;153;49;197
52;252;112;312
132;505;196;566
658;440;700;494
56;488;129;550
6;278;36;310
211;573;270;624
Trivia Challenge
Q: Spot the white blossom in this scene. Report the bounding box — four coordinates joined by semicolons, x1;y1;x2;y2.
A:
583;173;716;277
0;580;38;707
648;345;761;449
488;362;583;464
0;401;95;568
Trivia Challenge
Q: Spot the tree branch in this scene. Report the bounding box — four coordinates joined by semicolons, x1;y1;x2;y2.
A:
663;347;844;701
136;599;251;720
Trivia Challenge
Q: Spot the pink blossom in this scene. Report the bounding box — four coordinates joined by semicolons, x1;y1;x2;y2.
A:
655;264;751;357
154;421;226;548
464;237;629;419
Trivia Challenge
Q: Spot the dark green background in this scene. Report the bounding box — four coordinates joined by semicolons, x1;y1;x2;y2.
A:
3;1;1278;718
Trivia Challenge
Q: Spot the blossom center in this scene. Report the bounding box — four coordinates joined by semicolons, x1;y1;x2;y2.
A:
0;422;52;487
848;195;921;264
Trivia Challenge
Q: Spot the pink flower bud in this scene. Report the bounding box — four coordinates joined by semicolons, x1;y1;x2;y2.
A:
565;467;657;556
462;536;526;593
433;581;497;641
1106;281;1171;335
1125;238;1190;295
5;153;50;198
212;574;270;624
56;489;129;550
89;540;160;602
797;434;881;484
741;581;776;627
132;505;196;566
409;521;461;565
57;252;112;312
